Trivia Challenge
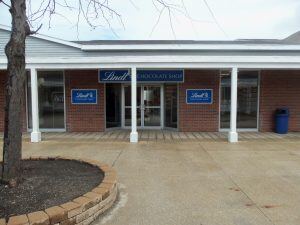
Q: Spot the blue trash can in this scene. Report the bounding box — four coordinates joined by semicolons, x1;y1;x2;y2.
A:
275;108;289;134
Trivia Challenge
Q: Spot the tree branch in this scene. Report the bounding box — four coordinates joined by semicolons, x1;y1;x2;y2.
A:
23;0;197;40
0;0;10;8
203;0;228;38
26;23;42;35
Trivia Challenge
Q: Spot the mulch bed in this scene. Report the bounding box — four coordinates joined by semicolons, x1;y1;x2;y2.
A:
0;159;104;219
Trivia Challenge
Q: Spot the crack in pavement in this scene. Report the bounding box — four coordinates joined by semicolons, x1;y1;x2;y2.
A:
111;148;124;167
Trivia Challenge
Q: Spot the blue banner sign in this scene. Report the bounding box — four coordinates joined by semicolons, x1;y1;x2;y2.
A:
137;70;184;82
186;89;213;104
99;70;131;83
71;89;98;104
99;69;184;83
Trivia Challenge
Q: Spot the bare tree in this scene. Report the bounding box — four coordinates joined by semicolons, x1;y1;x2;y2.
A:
1;0;32;186
0;0;189;186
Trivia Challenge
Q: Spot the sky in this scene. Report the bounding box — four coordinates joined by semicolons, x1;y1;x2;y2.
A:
0;0;300;41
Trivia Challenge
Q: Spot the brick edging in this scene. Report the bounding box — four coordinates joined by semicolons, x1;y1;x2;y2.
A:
0;156;118;225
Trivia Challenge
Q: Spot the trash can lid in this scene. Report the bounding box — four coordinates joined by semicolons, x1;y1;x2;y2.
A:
276;108;289;115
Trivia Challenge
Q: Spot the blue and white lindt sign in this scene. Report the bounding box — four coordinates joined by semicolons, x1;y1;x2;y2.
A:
99;69;184;82
71;89;98;104
186;89;213;104
99;70;131;83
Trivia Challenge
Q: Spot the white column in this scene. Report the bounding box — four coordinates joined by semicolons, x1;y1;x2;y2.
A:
30;68;41;142
121;85;125;128
130;67;138;143
160;84;164;128
228;67;238;143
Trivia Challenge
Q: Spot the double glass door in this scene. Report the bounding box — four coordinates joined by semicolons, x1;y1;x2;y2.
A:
123;85;162;128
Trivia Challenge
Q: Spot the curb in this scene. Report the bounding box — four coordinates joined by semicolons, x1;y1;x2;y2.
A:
1;156;118;225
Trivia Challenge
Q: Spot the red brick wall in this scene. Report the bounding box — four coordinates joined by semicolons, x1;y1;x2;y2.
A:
65;70;105;132
179;70;220;132
0;70;27;132
2;68;299;133
260;70;300;132
0;70;6;131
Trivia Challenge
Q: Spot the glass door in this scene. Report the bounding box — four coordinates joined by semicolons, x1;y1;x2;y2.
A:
124;85;142;127
143;85;161;127
123;84;162;128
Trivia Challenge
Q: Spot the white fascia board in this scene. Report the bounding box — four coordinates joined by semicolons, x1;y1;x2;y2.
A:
22;55;300;63
0;55;300;64
1;61;300;70
1;55;300;64
0;24;82;49
20;63;300;70
1;55;300;70
81;44;300;51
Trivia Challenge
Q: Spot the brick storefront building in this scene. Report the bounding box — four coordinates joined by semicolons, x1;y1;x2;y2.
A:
1;25;300;143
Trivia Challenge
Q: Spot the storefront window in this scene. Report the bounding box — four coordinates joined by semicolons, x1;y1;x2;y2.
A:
106;84;121;128
27;71;65;129
164;84;178;128
220;71;259;129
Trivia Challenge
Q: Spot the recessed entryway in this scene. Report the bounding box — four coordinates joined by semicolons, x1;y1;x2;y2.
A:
122;84;163;129
105;83;178;130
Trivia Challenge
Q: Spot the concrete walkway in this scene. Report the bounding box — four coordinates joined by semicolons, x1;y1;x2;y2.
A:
2;138;300;225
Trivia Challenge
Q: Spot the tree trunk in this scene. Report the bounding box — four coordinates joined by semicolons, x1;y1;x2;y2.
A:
1;0;30;186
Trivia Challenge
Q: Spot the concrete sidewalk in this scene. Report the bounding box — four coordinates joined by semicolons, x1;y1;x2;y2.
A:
3;139;300;225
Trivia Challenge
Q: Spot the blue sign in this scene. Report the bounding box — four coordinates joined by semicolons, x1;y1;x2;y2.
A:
138;70;184;82
99;70;131;83
99;69;184;83
186;89;213;104
71;89;98;104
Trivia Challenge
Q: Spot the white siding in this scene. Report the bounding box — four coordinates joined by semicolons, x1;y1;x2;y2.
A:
0;29;9;57
0;29;84;58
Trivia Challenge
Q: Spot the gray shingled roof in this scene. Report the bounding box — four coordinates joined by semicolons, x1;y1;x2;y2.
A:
73;39;284;45
282;31;300;44
72;31;300;45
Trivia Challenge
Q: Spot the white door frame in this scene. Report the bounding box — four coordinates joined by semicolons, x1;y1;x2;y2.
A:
121;83;164;129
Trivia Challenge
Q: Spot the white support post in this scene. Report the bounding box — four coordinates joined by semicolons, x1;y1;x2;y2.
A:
130;67;138;143
30;68;41;143
160;84;164;129
228;67;238;143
